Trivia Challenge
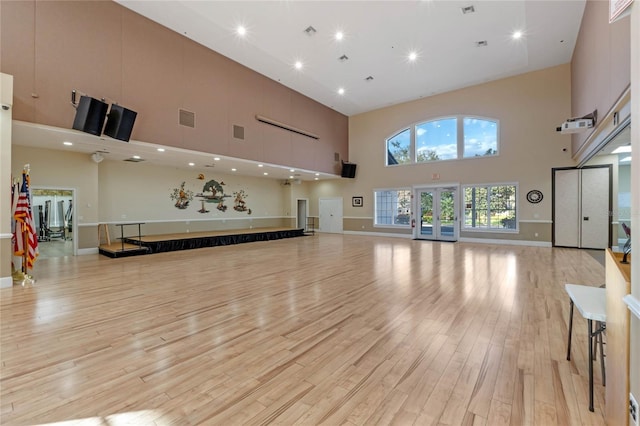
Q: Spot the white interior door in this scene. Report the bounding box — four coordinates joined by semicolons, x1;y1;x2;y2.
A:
319;198;343;233
554;169;580;247
553;166;610;248
580;167;610;249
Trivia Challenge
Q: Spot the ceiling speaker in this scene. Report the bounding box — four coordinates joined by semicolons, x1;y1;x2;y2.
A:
72;96;108;136
104;104;137;142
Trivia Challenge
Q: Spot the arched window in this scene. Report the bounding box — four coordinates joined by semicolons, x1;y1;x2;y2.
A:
385;116;499;165
386;128;411;166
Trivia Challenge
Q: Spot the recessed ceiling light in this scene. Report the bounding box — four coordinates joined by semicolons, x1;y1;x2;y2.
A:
335;31;344;41
612;146;631;154
258;164;264;167
512;30;523;40
188;162;195;166
338;88;345;95
214;157;221;161
289;175;294;179
133;155;141;159
157;148;165;152
314;177;319;181
231;168;237;172
63;141;73;146
408;51;418;61
289;169;295;172
315;173;320;176
263;172;268;176
237;25;246;36
294;61;303;70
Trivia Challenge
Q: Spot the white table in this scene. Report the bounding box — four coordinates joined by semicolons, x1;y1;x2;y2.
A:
565;283;607;412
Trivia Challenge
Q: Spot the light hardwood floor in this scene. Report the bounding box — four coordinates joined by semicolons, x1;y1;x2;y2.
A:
1;234;607;425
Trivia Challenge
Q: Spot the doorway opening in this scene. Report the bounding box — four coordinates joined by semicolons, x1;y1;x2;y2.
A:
32;187;77;258
414;186;459;241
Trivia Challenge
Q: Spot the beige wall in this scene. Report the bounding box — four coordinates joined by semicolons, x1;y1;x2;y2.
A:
330;64;573;241
0;0;348;175
10;145;312;249
97;160;289;223
571;0;630;158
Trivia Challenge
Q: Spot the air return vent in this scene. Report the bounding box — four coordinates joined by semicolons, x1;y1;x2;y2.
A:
179;109;195;128
233;125;245;140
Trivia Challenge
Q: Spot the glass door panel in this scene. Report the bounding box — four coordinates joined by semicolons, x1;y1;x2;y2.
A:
416;187;458;241
420;191;434;237
439;190;456;239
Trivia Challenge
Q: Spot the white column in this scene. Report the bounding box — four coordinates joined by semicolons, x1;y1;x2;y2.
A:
0;73;14;288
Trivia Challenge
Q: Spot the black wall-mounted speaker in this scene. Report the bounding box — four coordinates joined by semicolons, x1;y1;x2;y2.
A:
72;96;108;136
104;104;137;142
341;162;357;178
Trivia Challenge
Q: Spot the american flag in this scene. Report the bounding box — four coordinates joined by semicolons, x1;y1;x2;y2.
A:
13;171;38;269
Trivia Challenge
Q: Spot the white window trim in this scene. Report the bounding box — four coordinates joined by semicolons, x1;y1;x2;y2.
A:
461;182;519;233
373;187;412;228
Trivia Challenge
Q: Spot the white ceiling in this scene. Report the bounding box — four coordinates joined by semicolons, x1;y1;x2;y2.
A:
116;0;587;116
13;0;589;179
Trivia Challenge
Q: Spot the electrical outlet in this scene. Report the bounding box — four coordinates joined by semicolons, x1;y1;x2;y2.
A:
631;393;639;426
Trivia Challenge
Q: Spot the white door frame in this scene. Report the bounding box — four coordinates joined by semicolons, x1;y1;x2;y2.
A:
31;186;78;256
413;184;460;241
296;198;309;230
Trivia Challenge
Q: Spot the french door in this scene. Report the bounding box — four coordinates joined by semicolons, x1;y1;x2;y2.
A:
415;187;458;241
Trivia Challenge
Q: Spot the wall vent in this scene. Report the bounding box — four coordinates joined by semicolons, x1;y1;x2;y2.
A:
179;109;195;128
233;124;245;140
255;115;319;140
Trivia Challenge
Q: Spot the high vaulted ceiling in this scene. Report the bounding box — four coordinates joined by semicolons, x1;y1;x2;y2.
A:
116;0;587;117
12;1;589;178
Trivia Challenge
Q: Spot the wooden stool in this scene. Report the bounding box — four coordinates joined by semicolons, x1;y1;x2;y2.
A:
98;223;111;246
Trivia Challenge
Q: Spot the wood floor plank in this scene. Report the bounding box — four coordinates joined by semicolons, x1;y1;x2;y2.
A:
0;235;607;425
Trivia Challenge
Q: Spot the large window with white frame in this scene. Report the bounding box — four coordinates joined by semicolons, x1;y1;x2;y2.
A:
374;189;412;227
386;116;499;165
463;183;518;231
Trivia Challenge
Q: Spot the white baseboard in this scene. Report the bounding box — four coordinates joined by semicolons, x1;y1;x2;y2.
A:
343;231;412;239
0;276;13;288
77;248;99;256
458;237;552;247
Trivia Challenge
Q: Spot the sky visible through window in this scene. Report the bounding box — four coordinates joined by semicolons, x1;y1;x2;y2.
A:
416;118;457;160
463;118;497;157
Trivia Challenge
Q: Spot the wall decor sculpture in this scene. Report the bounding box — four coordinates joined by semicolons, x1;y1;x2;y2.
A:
170;182;193;209
233;190;252;215
197;179;230;212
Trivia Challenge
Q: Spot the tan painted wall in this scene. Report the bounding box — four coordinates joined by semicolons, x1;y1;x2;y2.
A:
331;65;574;241
571;0;630;157
12;144;309;249
0;0;348;175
